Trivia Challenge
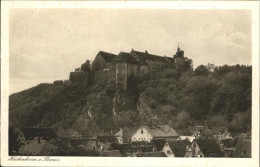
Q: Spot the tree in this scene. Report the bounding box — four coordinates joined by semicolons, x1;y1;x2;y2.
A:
195;65;210;76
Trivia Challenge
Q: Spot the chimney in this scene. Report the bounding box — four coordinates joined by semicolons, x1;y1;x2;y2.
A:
37;137;41;144
145;50;148;54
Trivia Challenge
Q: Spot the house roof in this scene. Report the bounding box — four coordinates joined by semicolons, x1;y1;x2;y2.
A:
98;142;112;151
168;140;191;157
233;139;251;157
21;128;57;140
221;138;239;148
144;125;179;138
98;51;117;62
109;143;131;153
195;139;224;157
112;52;138;64
151;139;167;151
99;150;121;157
116;127;139;141
142;151;167;157
19;139;58;156
130;141;154;153
131;50;171;63
211;127;227;134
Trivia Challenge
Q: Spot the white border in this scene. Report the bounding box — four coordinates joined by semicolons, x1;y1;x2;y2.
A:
1;1;259;167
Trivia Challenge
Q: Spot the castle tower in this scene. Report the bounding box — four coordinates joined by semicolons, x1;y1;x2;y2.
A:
173;44;185;64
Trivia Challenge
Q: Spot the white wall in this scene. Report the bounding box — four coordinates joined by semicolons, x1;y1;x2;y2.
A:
131;127;153;142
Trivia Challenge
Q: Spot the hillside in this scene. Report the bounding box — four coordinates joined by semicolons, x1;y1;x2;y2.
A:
9;64;252;136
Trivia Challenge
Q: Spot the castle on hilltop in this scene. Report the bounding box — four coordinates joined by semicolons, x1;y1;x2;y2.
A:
69;46;186;90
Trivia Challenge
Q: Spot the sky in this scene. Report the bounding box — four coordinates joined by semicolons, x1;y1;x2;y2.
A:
9;9;251;95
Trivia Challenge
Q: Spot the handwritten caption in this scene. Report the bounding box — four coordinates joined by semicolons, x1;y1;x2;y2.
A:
8;156;60;162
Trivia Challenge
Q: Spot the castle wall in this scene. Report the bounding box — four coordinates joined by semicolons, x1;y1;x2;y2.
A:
69;71;90;85
94;69;110;83
139;65;149;74
116;62;128;89
92;54;110;71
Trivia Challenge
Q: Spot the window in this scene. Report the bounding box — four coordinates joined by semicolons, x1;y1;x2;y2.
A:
167;150;171;154
141;130;144;134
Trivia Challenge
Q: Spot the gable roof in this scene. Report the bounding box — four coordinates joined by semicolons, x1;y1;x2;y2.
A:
195;139;224;157
145;125;179;138
112;52;138;64
99;150;121;157
221;138;239;148
19;139;58;156
168;140;191;157
233;139;251;157
98;51;117;62
151;139;167;151
131;50;171;63
117;127;139;142
142;151;167;157
130;141;154;152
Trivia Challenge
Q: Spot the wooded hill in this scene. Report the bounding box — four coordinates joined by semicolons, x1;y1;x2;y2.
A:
9;63;252;136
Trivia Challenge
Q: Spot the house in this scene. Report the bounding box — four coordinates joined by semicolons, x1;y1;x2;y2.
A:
114;127;139;144
142;152;167;157
109;143;132;156
9;127;26;154
19;137;58;156
127;141;155;156
21;128;57;140
96;131;117;143
168;140;191;157
177;136;195;143
219;138;239;157
233;139;251;157
151;139;174;157
99;150;121;157
184;138;224;157
211;127;232;140
189;126;206;138
130;125;179;143
70;138;98;151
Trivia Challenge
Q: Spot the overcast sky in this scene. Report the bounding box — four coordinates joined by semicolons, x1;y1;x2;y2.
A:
9;9;251;95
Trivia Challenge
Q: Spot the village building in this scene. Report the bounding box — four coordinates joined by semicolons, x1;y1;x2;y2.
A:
177;136;196;143
142;152;167;157
219;138;239;157
211;127;233;140
114;127;139;144
233;138;251;157
19;137;58;156
130;125;179;143
184;138;224;157
69;46;187;90
21;128;57;140
99;150;121;157
168;140;191;157
151;139;174;157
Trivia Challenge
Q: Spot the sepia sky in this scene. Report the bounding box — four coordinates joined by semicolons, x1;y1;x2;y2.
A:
9;9;251;94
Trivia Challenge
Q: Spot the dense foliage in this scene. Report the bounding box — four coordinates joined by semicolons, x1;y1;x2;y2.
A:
9;63;252;137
